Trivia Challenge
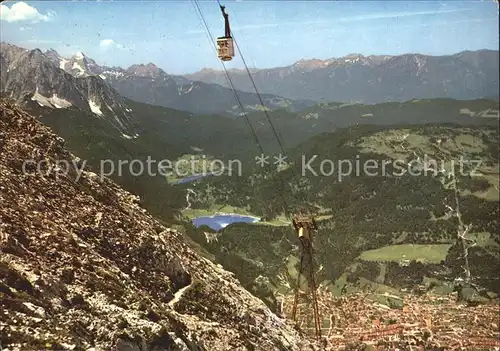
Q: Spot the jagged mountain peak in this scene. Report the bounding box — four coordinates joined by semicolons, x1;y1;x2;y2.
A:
126;62;164;77
39;49;102;78
343;52;364;58
74;51;85;59
293;58;331;69
186;50;499;103
44;48;60;57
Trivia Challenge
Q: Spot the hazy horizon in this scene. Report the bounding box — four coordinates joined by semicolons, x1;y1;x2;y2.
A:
3;40;498;77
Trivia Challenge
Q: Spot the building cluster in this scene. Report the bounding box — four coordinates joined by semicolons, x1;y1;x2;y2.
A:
282;289;500;350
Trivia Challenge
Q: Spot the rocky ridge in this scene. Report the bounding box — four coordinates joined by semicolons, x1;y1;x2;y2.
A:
0;101;313;350
38;47;311;116
185;50;499;103
0;43;137;138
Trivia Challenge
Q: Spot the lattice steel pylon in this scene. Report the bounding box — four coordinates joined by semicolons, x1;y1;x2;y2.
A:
291;213;321;340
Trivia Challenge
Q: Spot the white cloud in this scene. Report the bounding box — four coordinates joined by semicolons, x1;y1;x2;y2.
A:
0;2;55;23
100;39;114;48
336;8;471;23
99;39;124;50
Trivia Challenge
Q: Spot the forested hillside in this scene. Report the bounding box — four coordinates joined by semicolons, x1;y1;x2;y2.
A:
182;123;500;308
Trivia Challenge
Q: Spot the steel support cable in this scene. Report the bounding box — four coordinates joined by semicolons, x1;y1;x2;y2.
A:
232;35;296;218
215;1;291;156
212;6;322;338
215;0;309;217
216;6;322;336
196;5;321;335
191;0;264;156
192;0;293;222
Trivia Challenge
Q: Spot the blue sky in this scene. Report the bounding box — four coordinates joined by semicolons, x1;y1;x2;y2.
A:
1;0;498;74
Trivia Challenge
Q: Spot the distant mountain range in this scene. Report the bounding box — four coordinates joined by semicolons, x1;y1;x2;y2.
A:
1;41;498;142
1;41;498;139
2;42;497;122
37;44;311;115
0;43;311;118
186;51;499;103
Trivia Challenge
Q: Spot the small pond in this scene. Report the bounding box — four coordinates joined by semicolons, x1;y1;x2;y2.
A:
192;214;260;231
175;172;214;184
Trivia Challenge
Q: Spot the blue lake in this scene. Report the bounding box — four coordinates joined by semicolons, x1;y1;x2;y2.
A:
192;214;260;231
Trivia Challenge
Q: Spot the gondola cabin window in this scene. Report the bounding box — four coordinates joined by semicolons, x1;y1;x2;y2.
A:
217;37;234;61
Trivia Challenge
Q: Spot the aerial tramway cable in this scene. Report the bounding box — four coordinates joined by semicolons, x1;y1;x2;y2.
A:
214;0;289;157
193;1;322;338
193;0;289;220
194;0;321;228
190;0;264;156
217;0;308;218
218;2;312;218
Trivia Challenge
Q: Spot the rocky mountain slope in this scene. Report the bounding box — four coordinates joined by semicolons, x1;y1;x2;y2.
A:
0;101;313;350
186;50;500;103
40;46;312;116
0;43;137;138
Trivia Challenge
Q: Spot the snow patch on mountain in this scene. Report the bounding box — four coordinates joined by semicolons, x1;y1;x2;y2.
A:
31;88;72;109
59;58;68;70
72;61;85;76
50;94;72;108
121;132;139;140
344;57;360;63
100;70;125;78
88;99;103;116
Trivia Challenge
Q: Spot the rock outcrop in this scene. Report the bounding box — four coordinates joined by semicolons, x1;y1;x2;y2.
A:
0;101;312;350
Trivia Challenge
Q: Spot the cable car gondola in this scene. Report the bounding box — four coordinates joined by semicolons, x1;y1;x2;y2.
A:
217;5;234;61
